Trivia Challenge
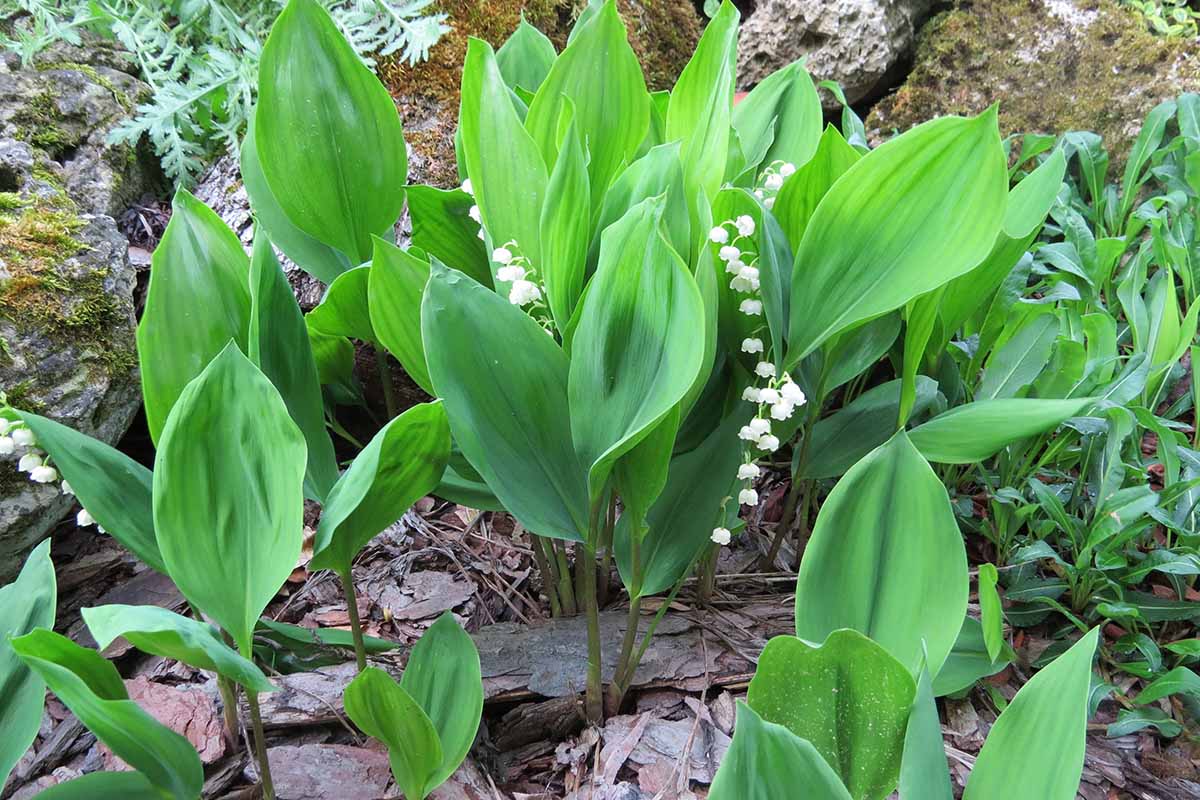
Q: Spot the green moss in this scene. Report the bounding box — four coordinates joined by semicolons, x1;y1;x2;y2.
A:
866;0;1200;169
37;61;133;111
0;193;26;212
10;90;76;156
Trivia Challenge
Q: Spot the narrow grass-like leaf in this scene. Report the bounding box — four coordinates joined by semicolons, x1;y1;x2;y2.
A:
900;661;954;800
977;564;1004;663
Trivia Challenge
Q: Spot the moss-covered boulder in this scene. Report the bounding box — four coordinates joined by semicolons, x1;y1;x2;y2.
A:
867;0;1200;163
0;49;146;579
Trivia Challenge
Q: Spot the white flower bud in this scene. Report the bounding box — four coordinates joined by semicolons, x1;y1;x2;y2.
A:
461;178;474;196
77;508;95;527
737;463;760;480
735;215;756;237
757;434;781;452
758;388;781;404
741;337;764;354
12;427;35;447
61;480;74;496
770;401;795;421
780;381;807;405
741;386;762;403
738;488;759;506
764;173;783;191
30;465;58;483
709;226;729;244
718;245;740;262
17;453;42;472
748;417;771;437
0;436;13;455
492;246;513;264
780;162;796;178
755;361;776;379
764;197;775;210
496;264;526;283
738;424;760;442
508;280;542;306
710;526;732;545
739;299;763;316
468;204;481;223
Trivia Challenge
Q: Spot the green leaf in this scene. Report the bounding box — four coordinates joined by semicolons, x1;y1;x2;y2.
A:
773;125;861;248
399;613;484;791
241;119;351;285
31;771;164;800
10;630;203;800
496;16;556;92
1136;665;1200;705
900;662;954;800
539;108;591;332
933;616;1013;697
83;604;275;693
787;110;1007;364
525;0;648;209
977;312;1058;399
459;37;547;265
343;667;442;800
977;564;1004;663
307;265;377;344
15;413;162;572
256;0;406;263
423;264;589;541
1107;706;1183;738
138;189;250;444
588;142;690;271
153;343;306;655
747;630;915;800
908;398;1094;464
964;628;1099;800
249;232;339;502
730;59;823;174
0;539;55;788
369;239;433;394
312;402;450;575
709;702;852;800
795;431;968;677
405;186;490;287
799;378;937;480
568;197;705;505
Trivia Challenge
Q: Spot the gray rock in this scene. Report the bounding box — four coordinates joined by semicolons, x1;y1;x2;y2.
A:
737;0;935;107
0;43;148;580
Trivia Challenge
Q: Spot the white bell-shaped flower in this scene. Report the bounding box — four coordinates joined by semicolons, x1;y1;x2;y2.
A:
61;480;74;496
0;418;9;435
770;401;795;421
725;258;745;276
496;264;526;283
738;488;758;506
12;427;35;447
748;417;771;437
758;388;781;404
508;280;542;306
461;178;474;196
738;424;759;442
468;204;481;223
780;162;797;178
741;386;762;403
709;226;729;244
755;361;776;379
77;508;95;527
764;173;783;191
30;465;58;483
17;452;42;472
737;463;760;480
0;436;13;455
741;337;764;354
735;215;756;237
492;246;513;264
780;380;807;406
718;245;740;262
739;299;763;316
757;434;780;452
710;526;732;545
730;274;754;293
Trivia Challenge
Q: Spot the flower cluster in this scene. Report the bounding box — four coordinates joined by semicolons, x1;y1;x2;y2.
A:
752;160;797;210
491;242;544;307
0;416;96;528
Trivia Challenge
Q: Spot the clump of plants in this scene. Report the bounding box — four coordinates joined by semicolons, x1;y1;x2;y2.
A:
2;0;1200;795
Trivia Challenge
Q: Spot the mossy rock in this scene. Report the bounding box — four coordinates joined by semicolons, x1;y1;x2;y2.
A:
866;0;1200;167
378;0;704;188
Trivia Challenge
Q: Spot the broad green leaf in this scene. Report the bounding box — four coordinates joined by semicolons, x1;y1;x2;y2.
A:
496;16;556;92
747;630;915;800
818;313;903;395
795;431;968;676
249;232;339;502
526;0;648;209
15;413;162;572
568;198;705;504
611;406;679;535
588;142;690;270
153;343;306;655
731;60;822;174
241;119;350;285
977;312;1058;399
933;616;1013;697
1136;666;1200;705
667;0;738;252
459;37;547;265
399;613;484;791
900;663;953;800
343;667;443;800
405;185;490;286
11;630;203;800
799;378;937;480
423;264;589;541
309;328;361;405
787;110;1007;364
964;628;1099;800
709;702;852;800
773;124;861;248
1107;707;1183;738
311;402;450;575
307;265;377;344
138;189;250;443
256;0;406;263
908;398;1094;464
0;540;55;789
539;109;591;332
369;239;433;394
32;771;163;800
83;604;275;692
977;564;1004;663
614;409;747;597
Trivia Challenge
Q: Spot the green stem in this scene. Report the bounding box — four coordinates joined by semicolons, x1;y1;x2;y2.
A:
554;540;577;616
597;496;616;606
246;690;275;800
340;570;368;672
578;539;603;723
616;562;695;704
374;344;398;420
217;677;241;751
606;593;642;715
531;536;562;617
